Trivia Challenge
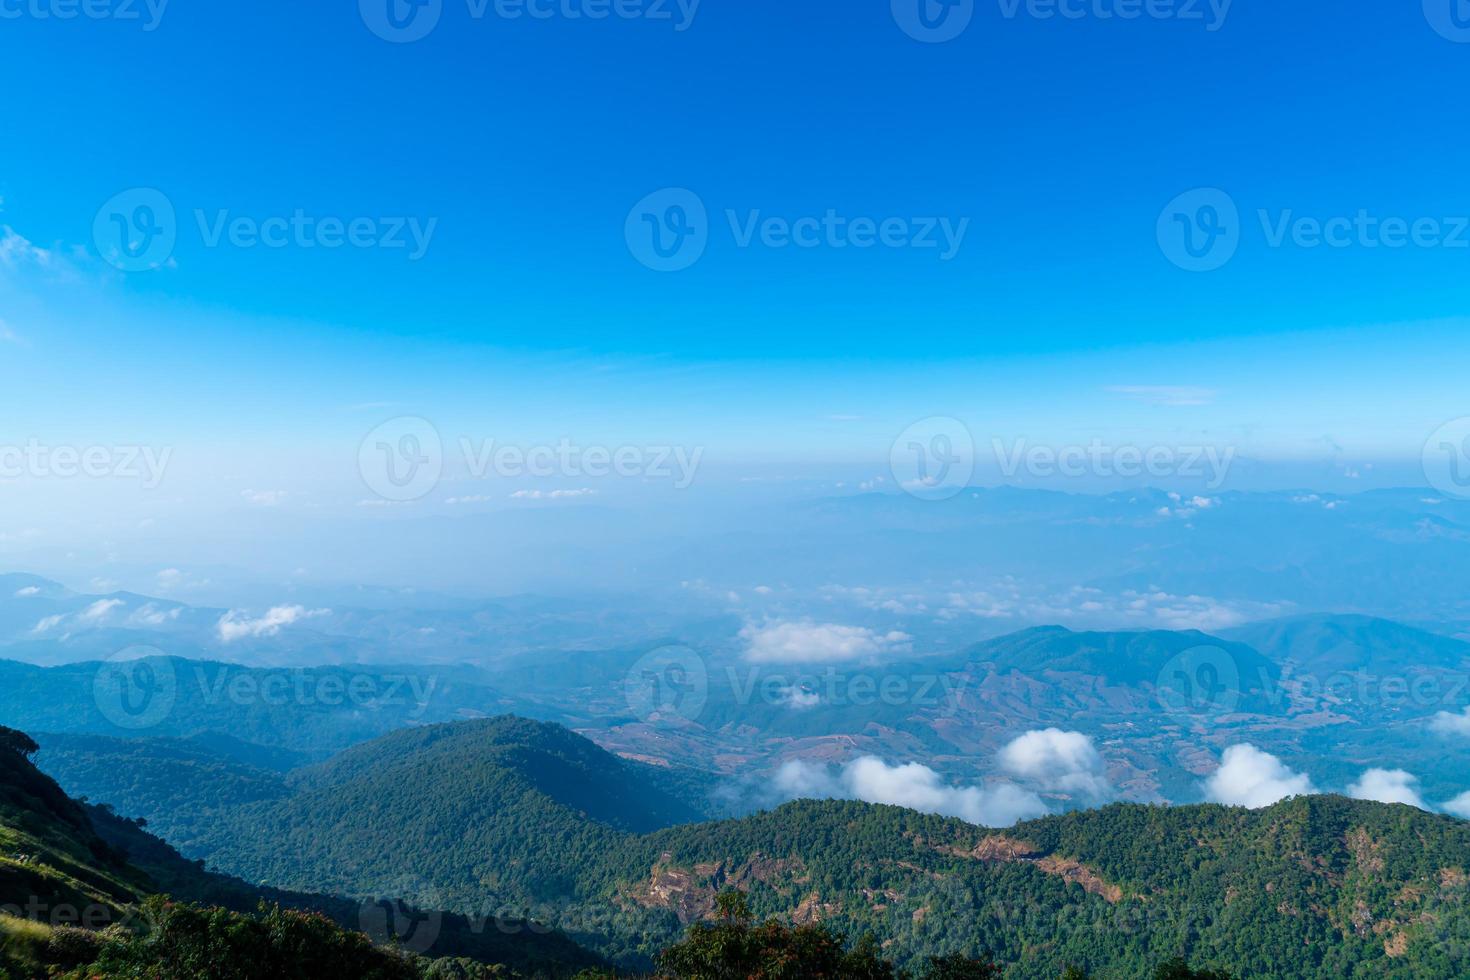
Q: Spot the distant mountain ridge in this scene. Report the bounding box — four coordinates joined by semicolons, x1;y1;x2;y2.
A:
0;655;537;755
19;613;1470;811
1221;613;1470;674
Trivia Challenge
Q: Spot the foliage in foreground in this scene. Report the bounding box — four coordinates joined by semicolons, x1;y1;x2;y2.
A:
0;887;1240;980
647;891;1225;980
0;896;513;980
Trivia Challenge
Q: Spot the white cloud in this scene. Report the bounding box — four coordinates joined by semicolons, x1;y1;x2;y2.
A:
1431;708;1470;737
1348;769;1427;810
13;586;39;597
774;757;1048;827
31;614;64;634
1443;791;1470;820
741;621;913;664
130;604;181;627
0;226;56;270
509;488;597;500
217;604;328;642
445;495;493;504
775;685;821;709
80;598;124;622
1119;589;1281;632
1205;744;1315;808
241;489;289;507
772;760;843;798
998;729;1112;798
940;585;1289;633
153;567;209;592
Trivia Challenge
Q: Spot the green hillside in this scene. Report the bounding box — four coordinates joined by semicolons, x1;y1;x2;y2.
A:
0;725;605;978
33;732;290;852
169;717;1470;978
190;718;703;921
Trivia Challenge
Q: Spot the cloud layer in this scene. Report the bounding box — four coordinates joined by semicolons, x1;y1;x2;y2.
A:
742;621;912;664
773;756;1048;828
217;604;328;642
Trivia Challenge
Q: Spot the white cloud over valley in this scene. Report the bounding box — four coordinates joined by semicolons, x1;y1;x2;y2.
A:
217;604;329;642
741;621;912;664
772;757;1048;828
998;728;1112;799
1348;769;1427;809
1204;745;1314;808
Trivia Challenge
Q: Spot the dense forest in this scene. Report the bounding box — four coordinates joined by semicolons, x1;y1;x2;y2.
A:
28;717;1466;978
0;720;1247;979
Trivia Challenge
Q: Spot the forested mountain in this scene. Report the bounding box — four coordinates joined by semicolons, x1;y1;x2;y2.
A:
33;732;291;850
98;716;1466;979
0;725;604;977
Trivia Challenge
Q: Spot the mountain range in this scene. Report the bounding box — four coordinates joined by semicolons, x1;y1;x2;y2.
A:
6;611;1469;809
20;715;1469;978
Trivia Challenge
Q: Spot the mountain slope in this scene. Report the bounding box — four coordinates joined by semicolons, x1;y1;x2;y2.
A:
291;716;702;832
33;732;292;852
966;625;1282;702
174;717;1470;978
618;795;1470;979
0;729;144;926
0;727;605;977
192;718;703;916
1222;613;1470;675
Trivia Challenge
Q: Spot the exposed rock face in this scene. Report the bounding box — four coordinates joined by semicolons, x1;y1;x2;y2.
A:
629;851;811;923
949;834;1123;903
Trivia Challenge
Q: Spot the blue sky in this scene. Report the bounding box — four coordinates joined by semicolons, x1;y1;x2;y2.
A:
2;0;1469;508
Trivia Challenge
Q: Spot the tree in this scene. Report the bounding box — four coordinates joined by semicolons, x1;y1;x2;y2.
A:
656;889;895;979
921;954;1002;979
0;725;39;759
656;890;1004;980
1152;958;1235;980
